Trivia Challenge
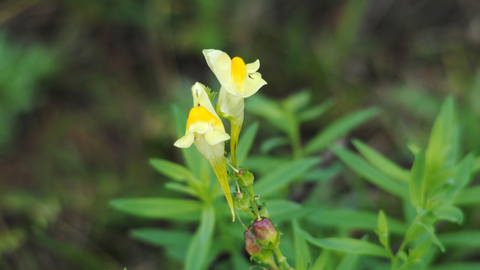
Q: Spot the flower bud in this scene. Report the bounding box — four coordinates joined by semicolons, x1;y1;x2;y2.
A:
237;170;254;186
244;229;276;266
252;217;280;248
234;192;250;212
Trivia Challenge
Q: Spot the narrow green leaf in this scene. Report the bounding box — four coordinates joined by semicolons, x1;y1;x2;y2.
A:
130;228;191;247
283;90;311;112
293;219;312;270
353;139;409;182
260;136;290;154
150;158;198;182
298;99;334;122
236;122;259;166
299;229;390;258
332;147;409;198
305;107;380;154
444;154;473;205
254;158;321;197
408;237;432;262
110;198;201;220
335;253;358;270
472;156;480;174
304;162;342;182
165;183;199;197
418;221;445;252
433;206;463;224
377;210;389;249
409;150;426;208
245;94;290;133
428;263;480;270
267;200;302;221
439;231;480;248
425;97;456;177
454;186;480;205
308;209;407;234
311;250;331;270
245;156;290;175
185;204;215;270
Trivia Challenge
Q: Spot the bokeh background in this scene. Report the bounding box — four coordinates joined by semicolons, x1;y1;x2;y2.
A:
1;0;480;269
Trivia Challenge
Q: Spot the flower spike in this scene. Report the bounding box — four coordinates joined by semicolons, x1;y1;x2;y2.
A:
174;82;235;221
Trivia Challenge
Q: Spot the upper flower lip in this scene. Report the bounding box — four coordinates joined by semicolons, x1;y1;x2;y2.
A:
203;49;267;98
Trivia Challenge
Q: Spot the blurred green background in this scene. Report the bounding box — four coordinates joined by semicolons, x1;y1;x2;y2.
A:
1;0;480;269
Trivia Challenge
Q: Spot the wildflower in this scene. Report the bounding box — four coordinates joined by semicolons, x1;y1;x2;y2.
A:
244;228;276;268
203;49;267;167
252;217;280;248
174;82;235;220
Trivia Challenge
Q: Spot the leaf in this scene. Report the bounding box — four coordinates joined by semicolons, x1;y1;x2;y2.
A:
454;186;480;205
418;221;445;252
332;147;409;198
245;94;290;133
425;96;456;178
433;206;463;224
130;228;192;247
443;154;473;205
254;157;321;197
298;99;334;122
185;204;215;270
299;229;390;258
308;209;407;234
408;237;432;262
335;253;358;270
283;90;311;112
304;162;342;182
245;156;290;175
472;156;480;174
150;159;199;183
311;250;331;270
110;198;202;221
165;183;199;197
260;136;290;154
377;210;389;249
293;219;312;270
352;139;409;182
438;231;480;248
267;200;311;222
409;150;426;208
236;122;259;166
428;263;480;270
304;107;380;154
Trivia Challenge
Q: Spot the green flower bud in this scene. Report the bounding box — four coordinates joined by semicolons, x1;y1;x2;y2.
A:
234;192;250;212
252;217;280;248
237;169;254;186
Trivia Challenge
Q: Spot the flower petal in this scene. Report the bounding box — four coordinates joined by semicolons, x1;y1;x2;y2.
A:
191;82;220;119
202;49;237;96
246;59;260;73
188;121;210;134
205;129;230;146
174;132;194;148
243;72;267;97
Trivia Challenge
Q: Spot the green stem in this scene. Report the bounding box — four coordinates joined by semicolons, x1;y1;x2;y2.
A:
274;247;291;270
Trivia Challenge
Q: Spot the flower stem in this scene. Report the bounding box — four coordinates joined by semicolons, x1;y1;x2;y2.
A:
274;247;291;270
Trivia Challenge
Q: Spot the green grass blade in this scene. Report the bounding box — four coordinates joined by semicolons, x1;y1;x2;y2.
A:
352;139;410;182
304;107;380;154
110;198;202;220
254;157;321;197
185;204;215;270
332;147;408;198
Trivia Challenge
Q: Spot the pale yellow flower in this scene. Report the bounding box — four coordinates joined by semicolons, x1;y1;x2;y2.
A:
174;82;234;220
203;49;267;98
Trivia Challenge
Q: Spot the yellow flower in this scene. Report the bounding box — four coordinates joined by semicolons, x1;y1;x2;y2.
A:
203;49;267;167
174;82;235;220
203;49;267;98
